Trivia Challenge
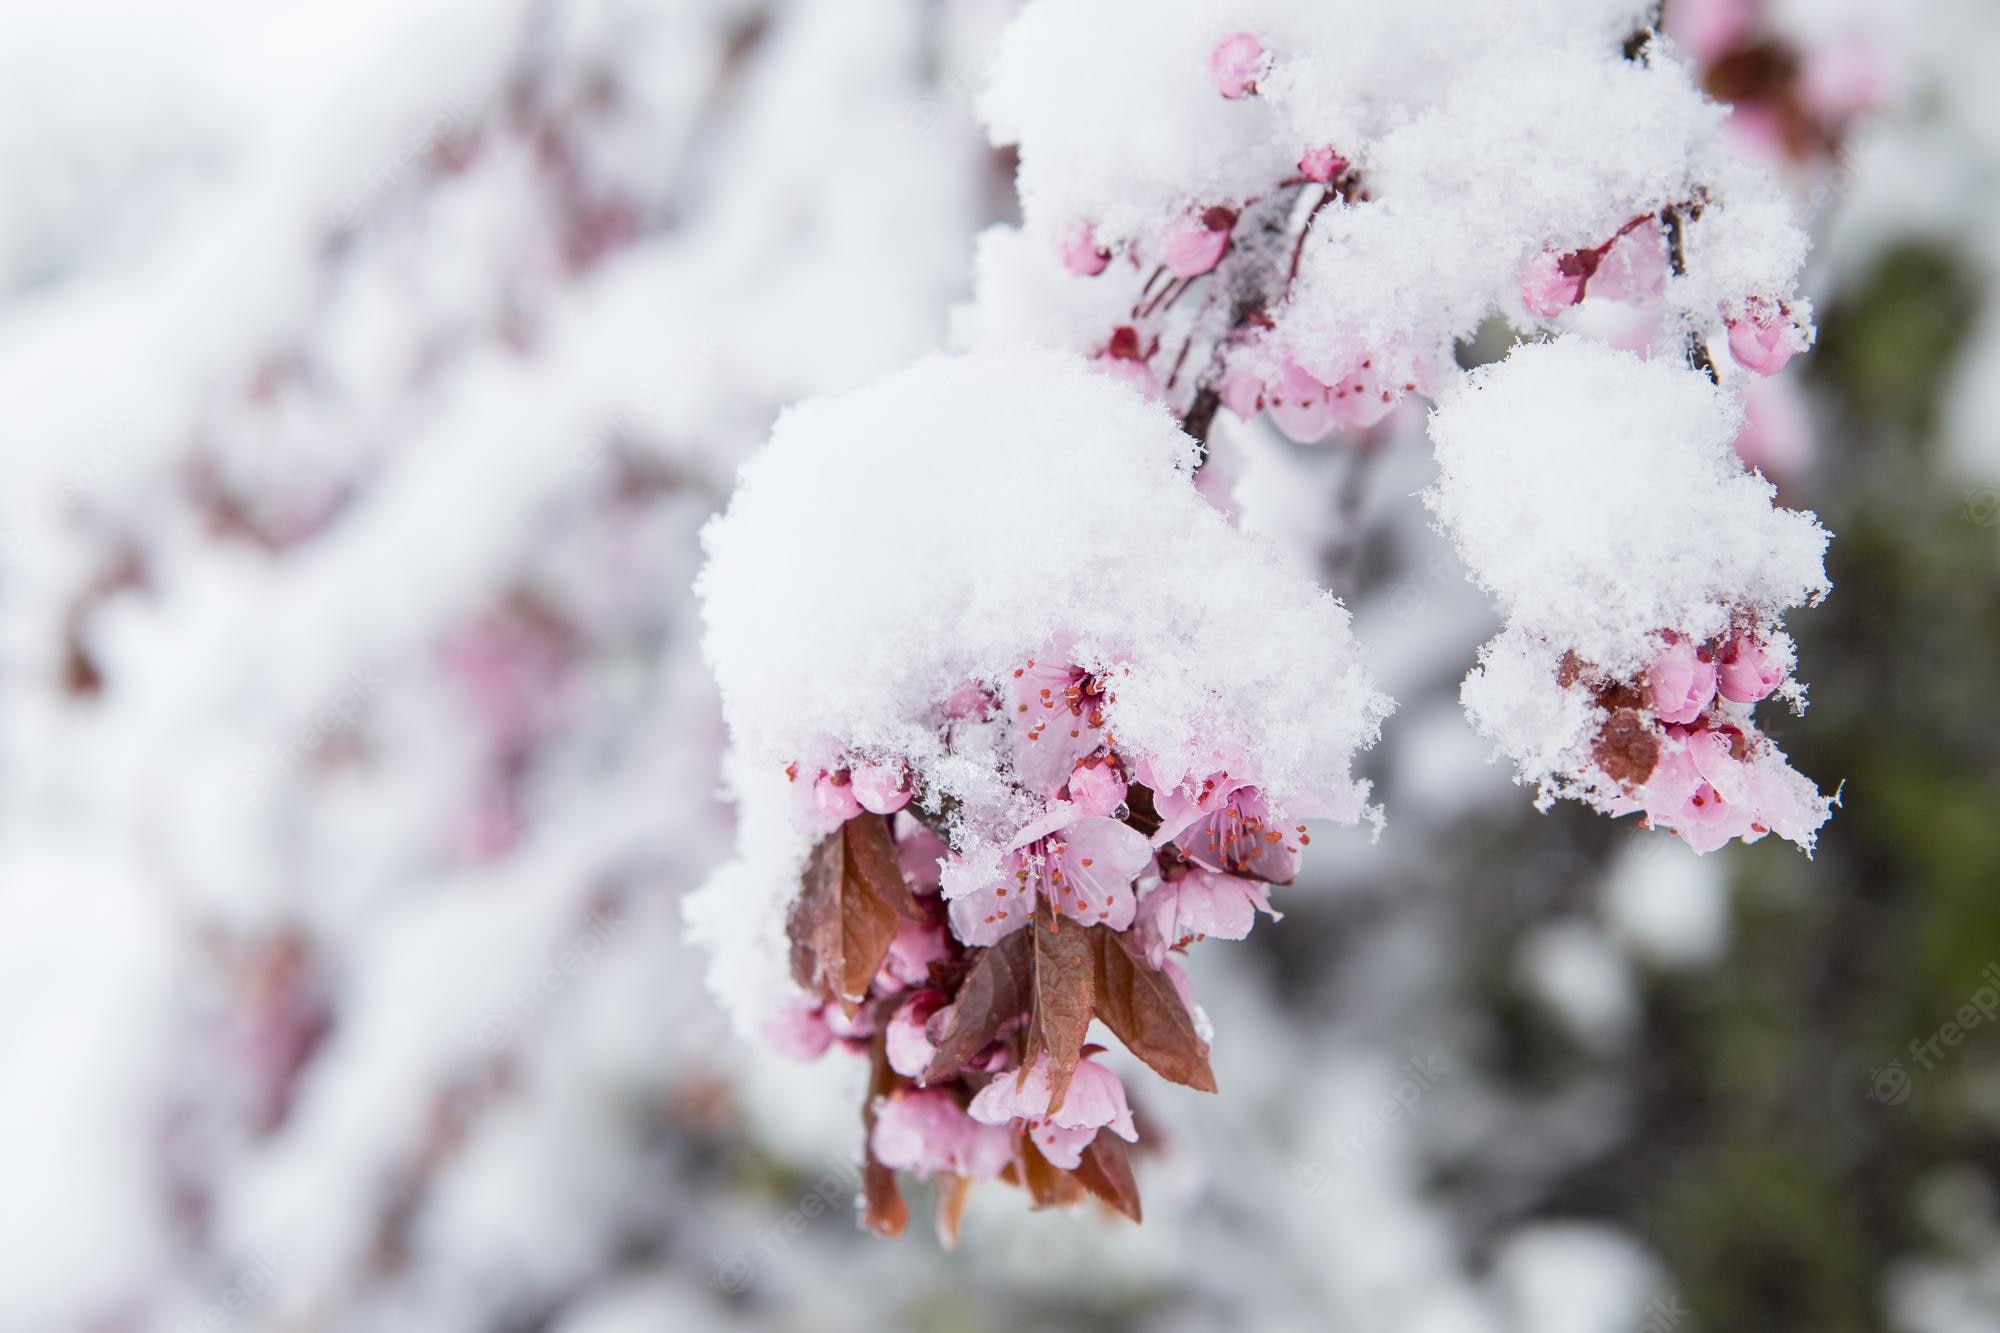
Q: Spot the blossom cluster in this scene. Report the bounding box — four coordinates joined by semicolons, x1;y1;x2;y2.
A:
1432;339;1834;854
691;347;1388;1234
962;0;1815;451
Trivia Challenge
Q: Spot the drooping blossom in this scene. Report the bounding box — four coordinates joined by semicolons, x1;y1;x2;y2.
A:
948;814;1153;946
1169;783;1303;885
967;1053;1139;1168
1136;868;1280;967
871;1087;1017;1180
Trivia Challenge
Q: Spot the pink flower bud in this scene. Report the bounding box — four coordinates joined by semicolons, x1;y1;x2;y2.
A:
1727;309;1800;376
1163;207;1236;278
1067;758;1128;817
943;678;993;719
851;762;912;814
1521;249;1586;319
1648;638;1718;725
1219;366;1265;419
1298;146;1348;183
1059;220;1111;277
1716;636;1785;703
811;769;864;823
1096;325;1159;397
885;989;946;1077
763;998;833;1061
1209;33;1270;100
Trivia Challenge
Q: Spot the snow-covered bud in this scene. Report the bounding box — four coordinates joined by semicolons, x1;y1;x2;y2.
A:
1060;220;1111;277
1163;207;1236;277
1208;33;1270;100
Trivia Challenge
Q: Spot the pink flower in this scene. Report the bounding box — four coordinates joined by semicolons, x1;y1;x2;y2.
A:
1521;249;1587;319
1648;638;1717;725
1589;223;1669;305
949;814;1153;946
1716;635;1785;703
1325;359;1398;434
877;917;951;992
1800;34;1892;123
851;762;912;814
1060;220;1111;277
1173;785;1302;884
967;1053;1139;1167
944;678;994;720
886;988;947;1078
1734;375;1813;477
1008;659;1115;797
1163;207;1236;278
763;997;833;1061
1266;359;1334;443
1299;147;1347;183
1067;756;1128;817
1219;366;1265;419
1209;33;1270;100
896;819;947;895
871;1088;1016;1180
1727;306;1800;376
1136;868;1280;966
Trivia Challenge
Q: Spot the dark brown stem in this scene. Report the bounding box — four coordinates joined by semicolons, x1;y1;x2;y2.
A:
1661;203;1721;386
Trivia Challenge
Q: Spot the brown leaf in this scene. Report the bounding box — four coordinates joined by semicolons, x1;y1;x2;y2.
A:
933;1174;973;1249
858;1038;908;1238
1091;927;1217;1093
786;818;914;1012
922;929;1033;1084
1072;1133;1143;1224
1019;1132;1086;1211
846;812;926;922
1028;898;1095;1116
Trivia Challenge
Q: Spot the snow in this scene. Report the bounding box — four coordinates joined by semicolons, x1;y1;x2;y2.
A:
1427;338;1830;673
692;345;1390;1031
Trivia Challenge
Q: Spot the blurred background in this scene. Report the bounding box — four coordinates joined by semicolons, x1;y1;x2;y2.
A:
1;1;1996;1330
